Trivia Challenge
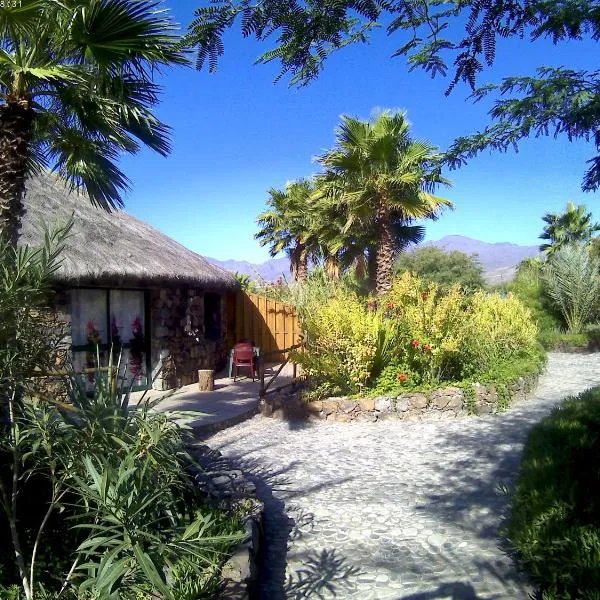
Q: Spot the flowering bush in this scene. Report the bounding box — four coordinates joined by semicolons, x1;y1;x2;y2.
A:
296;272;540;396
292;291;389;392
381;273;538;387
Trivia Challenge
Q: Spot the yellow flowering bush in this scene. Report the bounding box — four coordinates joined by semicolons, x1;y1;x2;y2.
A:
293;291;383;391
295;272;540;395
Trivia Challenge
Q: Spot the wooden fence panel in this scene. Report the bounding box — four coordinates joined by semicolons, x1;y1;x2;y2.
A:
231;292;301;354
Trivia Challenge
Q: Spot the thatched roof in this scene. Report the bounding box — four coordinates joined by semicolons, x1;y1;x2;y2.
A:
20;174;238;290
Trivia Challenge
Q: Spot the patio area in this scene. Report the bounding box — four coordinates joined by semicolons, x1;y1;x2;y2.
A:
129;362;296;435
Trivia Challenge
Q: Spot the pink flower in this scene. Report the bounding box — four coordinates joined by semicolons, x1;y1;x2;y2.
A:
397;372;408;383
411;339;420;348
423;343;431;352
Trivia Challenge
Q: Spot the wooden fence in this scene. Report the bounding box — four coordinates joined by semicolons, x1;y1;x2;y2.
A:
227;292;302;357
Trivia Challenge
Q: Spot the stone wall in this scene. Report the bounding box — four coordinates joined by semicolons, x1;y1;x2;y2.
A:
150;287;227;390
265;373;540;422
190;444;263;600
30;286;229;394
27;290;72;398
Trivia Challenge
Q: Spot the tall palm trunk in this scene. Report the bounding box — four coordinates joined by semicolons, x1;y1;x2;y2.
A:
324;255;341;279
375;198;395;295
290;243;308;281
367;248;377;292
296;244;308;281
0;99;34;247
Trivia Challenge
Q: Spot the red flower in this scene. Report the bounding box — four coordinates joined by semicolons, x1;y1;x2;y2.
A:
367;299;378;310
397;372;408;383
422;343;431;352
387;302;395;310
411;339;420;348
422;291;429;300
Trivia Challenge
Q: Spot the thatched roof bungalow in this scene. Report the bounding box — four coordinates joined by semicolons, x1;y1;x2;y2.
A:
22;174;239;390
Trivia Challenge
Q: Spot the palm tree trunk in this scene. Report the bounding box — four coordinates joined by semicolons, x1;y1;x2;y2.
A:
375;199;395;295
296;244;308;281
367;248;377;292
324;255;340;279
0;100;34;247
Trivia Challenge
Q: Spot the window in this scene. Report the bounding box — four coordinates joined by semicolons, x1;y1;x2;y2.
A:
69;288;148;389
204;293;222;341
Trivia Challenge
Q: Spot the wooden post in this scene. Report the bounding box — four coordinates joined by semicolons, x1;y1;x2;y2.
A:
198;369;214;392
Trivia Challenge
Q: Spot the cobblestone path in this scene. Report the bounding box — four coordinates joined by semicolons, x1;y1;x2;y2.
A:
207;353;600;599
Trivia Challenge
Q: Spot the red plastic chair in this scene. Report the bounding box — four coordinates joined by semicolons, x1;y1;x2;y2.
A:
232;343;256;381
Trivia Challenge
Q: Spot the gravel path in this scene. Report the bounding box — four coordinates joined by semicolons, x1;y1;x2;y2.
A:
207;353;600;599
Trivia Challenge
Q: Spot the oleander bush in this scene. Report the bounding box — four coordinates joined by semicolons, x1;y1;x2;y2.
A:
0;232;243;600
507;387;600;599
293;272;541;397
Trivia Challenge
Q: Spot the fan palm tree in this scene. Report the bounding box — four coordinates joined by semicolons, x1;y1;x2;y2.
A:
255;179;318;281
539;201;600;255
312;193;425;288
0;1;183;246
316;111;452;295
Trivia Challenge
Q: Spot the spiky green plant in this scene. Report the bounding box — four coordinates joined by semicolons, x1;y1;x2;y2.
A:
543;244;600;334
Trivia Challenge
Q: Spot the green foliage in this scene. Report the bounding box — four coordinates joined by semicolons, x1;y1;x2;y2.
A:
1;367;244;599
395;246;485;291
507;386;600;599
509;259;563;348
0;222;72;396
186;1;600;191
543;244;600;334
0;0;184;210
296;271;540;397
292;289;384;392
539;202;600;255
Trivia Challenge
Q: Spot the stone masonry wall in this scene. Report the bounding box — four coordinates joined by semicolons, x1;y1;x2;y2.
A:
151;287;227;390
27;290;72;399
265;373;540;422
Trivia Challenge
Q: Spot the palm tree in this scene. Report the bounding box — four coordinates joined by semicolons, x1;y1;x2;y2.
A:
539;201;600;255
255;179;318;281
312;193;425;288
0;1;183;246
316;111;452;295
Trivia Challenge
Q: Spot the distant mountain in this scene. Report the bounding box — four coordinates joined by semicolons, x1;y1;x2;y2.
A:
205;257;291;282
206;235;540;284
422;235;540;284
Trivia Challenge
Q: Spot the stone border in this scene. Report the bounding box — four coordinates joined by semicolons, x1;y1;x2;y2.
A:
264;372;541;422
551;342;600;354
189;444;263;600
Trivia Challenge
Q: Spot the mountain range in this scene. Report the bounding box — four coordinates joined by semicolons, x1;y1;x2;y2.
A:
206;235;540;284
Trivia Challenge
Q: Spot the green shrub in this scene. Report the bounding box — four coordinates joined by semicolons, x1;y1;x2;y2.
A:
508;259;563;348
507;387;600;599
296;271;541;397
543;245;600;333
382;272;538;384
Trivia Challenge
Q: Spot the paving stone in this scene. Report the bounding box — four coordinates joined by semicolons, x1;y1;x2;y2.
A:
206;353;600;599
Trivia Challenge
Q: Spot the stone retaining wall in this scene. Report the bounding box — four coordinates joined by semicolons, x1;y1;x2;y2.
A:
265;372;540;422
190;444;263;600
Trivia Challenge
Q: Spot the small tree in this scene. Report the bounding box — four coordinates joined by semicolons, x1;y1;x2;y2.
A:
395;246;485;290
543;245;600;334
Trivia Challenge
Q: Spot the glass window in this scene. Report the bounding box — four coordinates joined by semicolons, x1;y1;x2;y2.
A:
70;289;107;346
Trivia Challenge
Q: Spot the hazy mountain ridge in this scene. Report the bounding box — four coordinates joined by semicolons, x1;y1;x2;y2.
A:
206;235;540;284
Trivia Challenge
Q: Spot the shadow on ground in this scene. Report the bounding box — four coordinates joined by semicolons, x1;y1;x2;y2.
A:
202;443;357;599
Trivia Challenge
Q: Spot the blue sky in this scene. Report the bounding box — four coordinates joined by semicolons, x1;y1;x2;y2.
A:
119;1;599;263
